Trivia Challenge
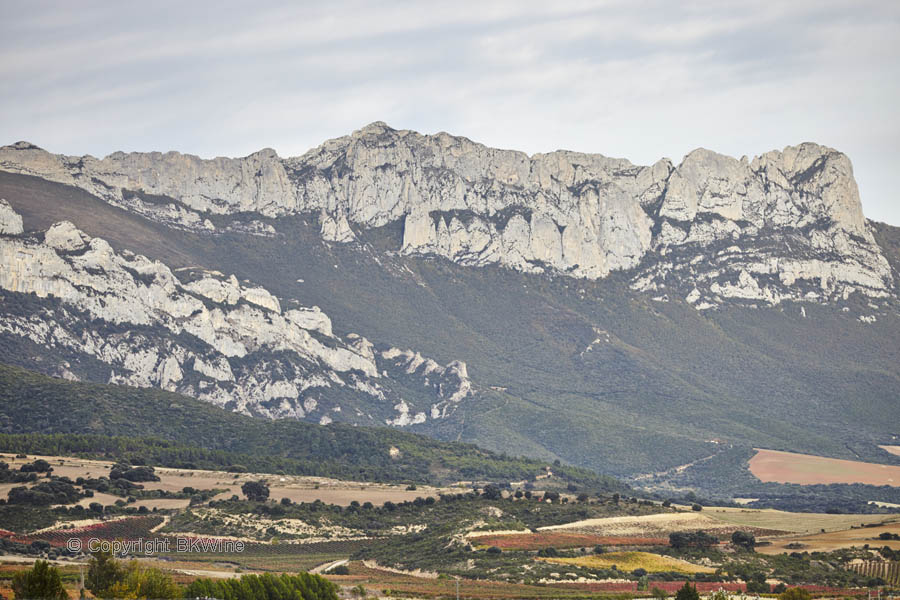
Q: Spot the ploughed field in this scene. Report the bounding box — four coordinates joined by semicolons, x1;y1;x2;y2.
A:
749;448;900;486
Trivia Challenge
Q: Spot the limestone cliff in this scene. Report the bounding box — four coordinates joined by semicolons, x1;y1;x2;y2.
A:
0;205;471;425
0;124;893;308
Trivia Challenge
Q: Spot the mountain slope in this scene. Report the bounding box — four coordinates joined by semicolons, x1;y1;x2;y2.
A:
0;362;617;489
1;124;899;484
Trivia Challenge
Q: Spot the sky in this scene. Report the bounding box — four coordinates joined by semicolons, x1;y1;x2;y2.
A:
1;0;898;224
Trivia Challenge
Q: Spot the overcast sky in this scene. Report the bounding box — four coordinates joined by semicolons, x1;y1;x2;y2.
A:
1;1;898;224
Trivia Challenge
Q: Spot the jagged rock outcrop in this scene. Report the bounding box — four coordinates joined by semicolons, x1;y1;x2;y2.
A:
0;124;893;307
0;204;472;424
0;198;23;235
379;348;472;424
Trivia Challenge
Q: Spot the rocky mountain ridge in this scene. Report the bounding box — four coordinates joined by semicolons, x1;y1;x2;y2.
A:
0;199;471;425
0;123;893;309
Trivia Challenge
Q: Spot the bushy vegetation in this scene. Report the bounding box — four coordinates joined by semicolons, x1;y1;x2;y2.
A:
4;173;900;487
0;363;623;491
11;559;67;600
185;572;338;600
641;445;900;511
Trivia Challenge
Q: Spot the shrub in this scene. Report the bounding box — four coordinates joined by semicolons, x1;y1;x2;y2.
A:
12;560;67;600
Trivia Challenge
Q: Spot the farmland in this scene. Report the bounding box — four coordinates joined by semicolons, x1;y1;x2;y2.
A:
756;521;900;555
702;506;900;536
0;453;456;509
539;511;788;538
472;531;667;550
749;448;900;486
2;450;899;596
543;551;715;574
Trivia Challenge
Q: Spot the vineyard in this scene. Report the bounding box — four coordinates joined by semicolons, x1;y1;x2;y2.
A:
27;515;165;547
473;531;667;550
156;538;377;572
542;551;714;575
848;560;900;585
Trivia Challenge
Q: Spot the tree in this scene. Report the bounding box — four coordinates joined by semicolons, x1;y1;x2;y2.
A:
241;480;270;501
778;588;812;600
12;560;68;600
87;550;125;598
674;582;700;600
107;561;179;600
651;587;669;600
731;530;756;551
481;484;502;500
669;531;718;549
745;572;769;594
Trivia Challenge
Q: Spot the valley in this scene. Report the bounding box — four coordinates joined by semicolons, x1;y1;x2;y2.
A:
2;450;899;596
1;123;900;596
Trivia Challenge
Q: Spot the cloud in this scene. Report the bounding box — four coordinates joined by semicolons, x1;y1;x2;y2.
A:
0;0;898;223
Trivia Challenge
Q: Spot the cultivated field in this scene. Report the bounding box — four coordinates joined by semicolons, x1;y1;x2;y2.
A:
0;453;452;509
702;507;900;535
543;551;714;574
756;521;900;555
472;531;667;550
749;448;900;486
539;511;787;538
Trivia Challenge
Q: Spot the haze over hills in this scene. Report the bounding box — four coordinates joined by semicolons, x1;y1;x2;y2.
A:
0;123;898;487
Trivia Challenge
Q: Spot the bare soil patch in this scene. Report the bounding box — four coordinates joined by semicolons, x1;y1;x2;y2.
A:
0;453;455;507
757;521;900;555
749;448;900;486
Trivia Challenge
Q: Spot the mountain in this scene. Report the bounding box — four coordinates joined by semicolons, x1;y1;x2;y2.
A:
1;123;898;486
0;362;617;489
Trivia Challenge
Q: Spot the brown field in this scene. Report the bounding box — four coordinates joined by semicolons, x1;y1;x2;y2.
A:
757;521;900;555
474;531;667;550
539;511;788;538
749;448;900;486
0;453;453;509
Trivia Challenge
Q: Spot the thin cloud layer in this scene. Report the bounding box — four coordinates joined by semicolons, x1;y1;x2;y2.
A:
1;0;897;223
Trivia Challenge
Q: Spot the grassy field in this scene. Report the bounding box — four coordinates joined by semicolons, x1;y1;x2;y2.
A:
749;448;900;486
543;551;714;574
703;506;900;535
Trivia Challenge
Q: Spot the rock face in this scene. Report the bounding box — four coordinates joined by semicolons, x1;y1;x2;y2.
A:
0;204;471;425
0;125;893;307
0;198;23;235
